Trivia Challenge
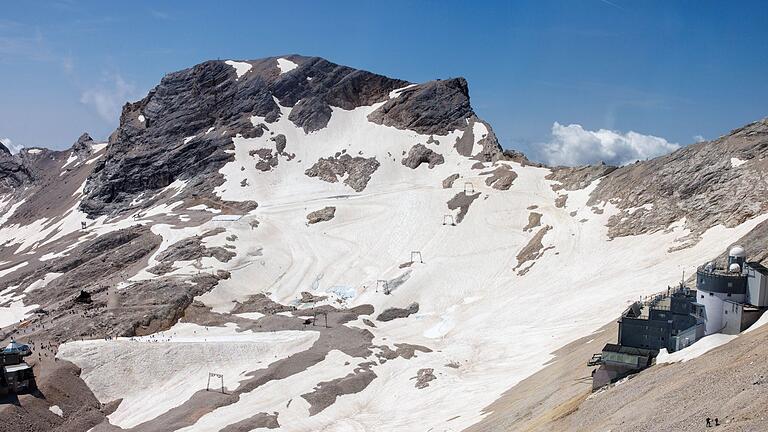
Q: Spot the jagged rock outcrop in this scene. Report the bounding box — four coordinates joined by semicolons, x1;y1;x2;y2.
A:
0;142;32;192
401;144;444;169
368;78;473;135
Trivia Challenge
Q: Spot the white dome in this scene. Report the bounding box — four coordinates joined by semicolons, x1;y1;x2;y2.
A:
729;263;742;273
729;245;746;258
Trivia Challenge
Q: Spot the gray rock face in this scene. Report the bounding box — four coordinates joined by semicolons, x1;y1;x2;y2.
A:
368;78;473;135
307;206;336;224
72;133;94;157
585;118;768;241
0;147;31;192
80;56;408;216
401;144;445;169
305;154;380;192
376;302;419;322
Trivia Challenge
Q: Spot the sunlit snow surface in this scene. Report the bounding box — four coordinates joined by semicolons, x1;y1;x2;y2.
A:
224;60;252;79
34;95;768;431
277;57;299;74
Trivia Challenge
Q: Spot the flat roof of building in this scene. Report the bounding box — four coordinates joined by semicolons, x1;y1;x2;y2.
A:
4;363;31;373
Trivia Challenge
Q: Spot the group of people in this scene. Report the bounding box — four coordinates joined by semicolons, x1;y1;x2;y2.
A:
705;417;721;427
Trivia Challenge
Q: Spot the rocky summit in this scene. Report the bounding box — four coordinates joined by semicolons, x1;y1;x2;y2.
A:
0;55;767;432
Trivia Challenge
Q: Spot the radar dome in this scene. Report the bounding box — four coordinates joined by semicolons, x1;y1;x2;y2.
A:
729;263;742;273
729;245;746;258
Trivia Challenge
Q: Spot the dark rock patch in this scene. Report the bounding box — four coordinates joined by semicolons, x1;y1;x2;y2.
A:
305;154;379;192
377;303;419;322
447;191;480;223
301;366;377;416
555;195;568;208
515;225;554;273
219;412;279;431
483;165;518;190
401;144;444;169
524;212;543;232
412;368;436;389
306;206;336;224
368;78;473;135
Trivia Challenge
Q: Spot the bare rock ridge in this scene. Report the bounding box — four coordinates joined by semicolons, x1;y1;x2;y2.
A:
587;118;768;241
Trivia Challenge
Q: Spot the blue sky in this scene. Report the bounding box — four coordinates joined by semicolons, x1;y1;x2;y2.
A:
1;0;766;164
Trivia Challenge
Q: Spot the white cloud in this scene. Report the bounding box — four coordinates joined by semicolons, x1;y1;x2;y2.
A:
80;73;139;123
540;122;680;167
0;137;23;154
693;135;705;143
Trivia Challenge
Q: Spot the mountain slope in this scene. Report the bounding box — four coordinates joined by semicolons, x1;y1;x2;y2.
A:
0;56;766;432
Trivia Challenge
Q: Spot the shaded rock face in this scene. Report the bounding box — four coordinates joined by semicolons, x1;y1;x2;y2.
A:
305;154;380;192
401;144;445;169
586;118;768;240
0;144;32;192
80;56;408;216
376;302;419;322
368;78;473;135
307;206;336;224
72;133;94;157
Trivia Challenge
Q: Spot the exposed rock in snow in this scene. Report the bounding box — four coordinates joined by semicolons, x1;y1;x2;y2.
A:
305;154;380;192
401;143;445;169
306;206;336;224
483;165;517;190
447;191;480;223
377;302;419;322
412;368;436;389
443;173;460;188
524;212;543;232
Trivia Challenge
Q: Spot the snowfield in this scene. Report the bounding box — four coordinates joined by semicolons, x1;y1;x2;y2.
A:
12;94;766;431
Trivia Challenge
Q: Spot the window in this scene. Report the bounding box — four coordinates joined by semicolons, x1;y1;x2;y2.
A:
701;295;704;299
728;282;733;288
710;293;714;296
